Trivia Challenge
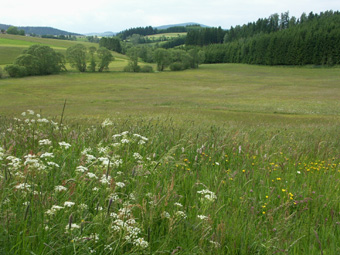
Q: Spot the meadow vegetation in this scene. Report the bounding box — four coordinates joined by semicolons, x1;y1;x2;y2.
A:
1;62;340;254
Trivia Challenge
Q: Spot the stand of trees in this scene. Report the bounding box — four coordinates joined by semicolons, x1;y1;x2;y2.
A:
202;11;340;66
4;45;65;77
99;37;122;53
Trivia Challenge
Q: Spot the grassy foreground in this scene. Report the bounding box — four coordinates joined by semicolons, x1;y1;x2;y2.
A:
1;64;340;254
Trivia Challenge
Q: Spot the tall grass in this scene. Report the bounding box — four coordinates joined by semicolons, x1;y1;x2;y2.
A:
1;110;340;254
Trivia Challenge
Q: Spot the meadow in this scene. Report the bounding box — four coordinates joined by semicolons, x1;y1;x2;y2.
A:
1;35;340;254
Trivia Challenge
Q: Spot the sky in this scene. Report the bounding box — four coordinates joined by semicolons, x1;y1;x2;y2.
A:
2;0;339;34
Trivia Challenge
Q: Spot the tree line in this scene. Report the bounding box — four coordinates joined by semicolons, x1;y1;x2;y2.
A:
4;44;115;77
191;10;340;66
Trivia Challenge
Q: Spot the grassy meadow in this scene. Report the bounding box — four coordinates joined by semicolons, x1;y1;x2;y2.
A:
1;35;340;254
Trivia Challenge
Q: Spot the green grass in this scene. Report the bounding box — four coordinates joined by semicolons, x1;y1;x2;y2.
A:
1;63;340;254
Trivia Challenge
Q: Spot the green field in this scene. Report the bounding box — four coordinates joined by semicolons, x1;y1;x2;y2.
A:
1;35;340;254
0;34;127;66
146;32;187;39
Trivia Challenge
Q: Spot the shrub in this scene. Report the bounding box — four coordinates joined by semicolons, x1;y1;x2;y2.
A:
4;64;27;78
140;65;153;73
124;63;141;72
170;62;185;71
0;67;2;78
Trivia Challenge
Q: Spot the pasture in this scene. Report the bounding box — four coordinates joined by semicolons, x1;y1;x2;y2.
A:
1;51;340;254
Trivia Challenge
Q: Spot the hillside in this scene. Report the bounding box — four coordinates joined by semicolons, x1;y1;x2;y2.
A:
0;34;127;66
0;23;81;36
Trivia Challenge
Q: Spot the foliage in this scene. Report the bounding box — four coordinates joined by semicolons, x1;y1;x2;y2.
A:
202;10;340;66
0;67;2;78
186;27;226;46
153;48;171;71
160;36;186;49
97;47;114;72
169;62;185;71
88;47;97;72
99;37;122;53
4;64;27;77
140;65;153;73
6;26;25;36
23;45;66;75
124;47;140;72
66;44;87;72
1;106;340;254
4;45;65;77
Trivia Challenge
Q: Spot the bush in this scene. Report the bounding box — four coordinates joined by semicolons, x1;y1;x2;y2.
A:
140;65;153;73
4;64;27;78
124;63;141;72
170;62;185;71
0;67;2;78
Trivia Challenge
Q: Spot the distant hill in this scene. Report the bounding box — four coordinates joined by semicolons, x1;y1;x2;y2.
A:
155;23;209;30
0;24;82;36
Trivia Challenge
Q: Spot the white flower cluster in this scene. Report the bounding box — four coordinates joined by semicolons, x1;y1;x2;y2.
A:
101;118;113;127
197;189;217;202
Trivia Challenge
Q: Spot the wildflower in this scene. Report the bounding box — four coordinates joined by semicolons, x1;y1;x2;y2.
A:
116;182;125;188
59;142;71;149
39;139;52;145
121;138;129;144
175;211;187;219
27;110;35;115
75;166;88;173
65;223;80;231
174;202;183;207
79;203;88;210
86;172;98;179
64;201;75;207
47;162;59;168
101;118;113;127
134;238;149;249
162;211;171;218
54;185;67;192
40;152;54;158
100;175;112;185
197;189;217;202
15;183;31;190
197;215;209;220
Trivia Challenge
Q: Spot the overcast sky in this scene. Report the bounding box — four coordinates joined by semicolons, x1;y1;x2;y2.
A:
2;0;339;34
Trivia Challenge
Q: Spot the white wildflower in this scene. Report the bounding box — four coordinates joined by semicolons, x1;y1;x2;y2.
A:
101;118;113;127
86;172;98;179
59;141;71;149
116;182;125;188
47;162;59;168
39;139;52;145
40;152;54;158
197;215;209;220
100;174;112;185
65;223;80;231
64;201;75;207
121;138;129;144
27;110;35;115
75;166;88;173
15;183;31;190
175;211;187;219
162;211;171;219
134;238;149;249
174;202;183;207
54;185;67;192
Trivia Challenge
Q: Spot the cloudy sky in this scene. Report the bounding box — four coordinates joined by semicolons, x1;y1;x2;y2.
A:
2;0;339;34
